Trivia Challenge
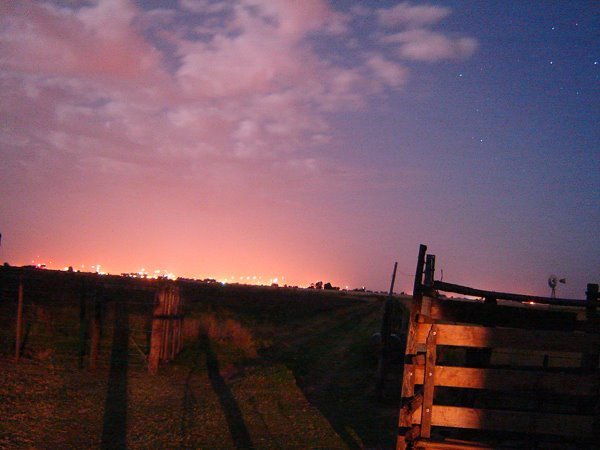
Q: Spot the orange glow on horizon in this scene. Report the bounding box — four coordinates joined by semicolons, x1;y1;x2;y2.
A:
8;254;353;290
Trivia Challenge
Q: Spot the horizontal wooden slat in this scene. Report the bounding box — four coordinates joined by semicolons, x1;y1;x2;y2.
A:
412;405;595;437
408;364;597;396
433;281;585;306
429;298;578;330
416;323;599;353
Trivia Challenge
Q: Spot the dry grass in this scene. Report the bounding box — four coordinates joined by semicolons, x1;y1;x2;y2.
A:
182;314;258;358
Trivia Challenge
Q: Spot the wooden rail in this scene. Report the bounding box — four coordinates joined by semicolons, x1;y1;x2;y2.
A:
432;280;586;306
396;245;599;449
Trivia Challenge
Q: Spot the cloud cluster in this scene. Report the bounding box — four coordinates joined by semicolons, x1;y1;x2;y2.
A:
0;1;477;181
377;2;477;62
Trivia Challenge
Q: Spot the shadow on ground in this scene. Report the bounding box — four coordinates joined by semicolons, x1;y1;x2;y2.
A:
182;334;254;448
101;300;129;449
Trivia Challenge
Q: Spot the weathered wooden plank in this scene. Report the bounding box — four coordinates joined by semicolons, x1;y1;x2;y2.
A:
411;405;595;437
408;364;597;396
429;298;578;331
416;323;599;353
420;325;437;438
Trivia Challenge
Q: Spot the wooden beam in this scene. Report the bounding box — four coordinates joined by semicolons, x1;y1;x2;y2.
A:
413;244;427;296
433;281;585;307
416;323;599;353
407;364;597;396
412;405;595;437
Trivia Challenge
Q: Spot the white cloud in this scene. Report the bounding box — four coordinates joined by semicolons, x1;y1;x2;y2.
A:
377;2;451;28
384;29;478;61
179;0;229;14
366;54;409;87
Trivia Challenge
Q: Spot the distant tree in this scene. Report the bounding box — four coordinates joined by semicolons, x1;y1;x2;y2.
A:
315;281;323;289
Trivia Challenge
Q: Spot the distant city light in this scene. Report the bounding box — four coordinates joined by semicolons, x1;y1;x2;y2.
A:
21;257;351;291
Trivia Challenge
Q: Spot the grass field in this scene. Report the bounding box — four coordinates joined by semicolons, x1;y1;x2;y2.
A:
0;269;409;449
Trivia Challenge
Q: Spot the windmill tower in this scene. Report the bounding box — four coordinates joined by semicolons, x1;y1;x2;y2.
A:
548;275;566;298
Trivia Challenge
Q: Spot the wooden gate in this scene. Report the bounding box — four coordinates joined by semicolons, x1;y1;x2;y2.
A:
397;245;599;449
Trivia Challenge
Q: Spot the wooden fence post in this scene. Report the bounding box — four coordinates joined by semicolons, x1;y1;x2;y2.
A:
78;281;88;369
420;324;438;438
421;255;435;317
413;245;427;296
89;295;102;371
377;262;398;397
586;283;598;316
149;282;183;374
148;285;165;374
15;278;24;362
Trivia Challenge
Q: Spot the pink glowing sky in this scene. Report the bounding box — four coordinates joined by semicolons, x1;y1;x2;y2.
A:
1;1;598;297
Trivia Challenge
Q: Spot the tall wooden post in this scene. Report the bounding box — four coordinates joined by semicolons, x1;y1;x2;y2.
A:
148;285;166;374
421;255;435;317
78;282;88;369
586;283;598;315
89;296;102;371
149;282;183;373
413;244;427;296
377;262;398;397
15;278;24;362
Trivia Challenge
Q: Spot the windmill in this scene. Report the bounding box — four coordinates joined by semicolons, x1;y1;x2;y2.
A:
548;275;566;298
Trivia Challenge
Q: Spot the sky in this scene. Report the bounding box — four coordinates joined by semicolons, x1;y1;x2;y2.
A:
1;0;598;298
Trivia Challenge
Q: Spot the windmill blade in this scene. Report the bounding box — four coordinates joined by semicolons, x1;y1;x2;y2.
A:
559;278;566;284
